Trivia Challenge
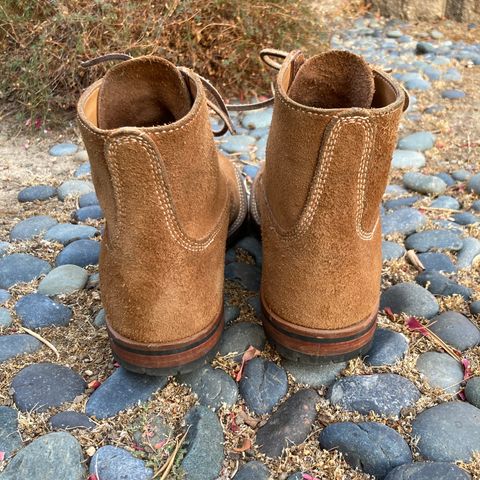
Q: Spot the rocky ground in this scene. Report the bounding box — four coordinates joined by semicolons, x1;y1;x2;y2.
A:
0;12;480;480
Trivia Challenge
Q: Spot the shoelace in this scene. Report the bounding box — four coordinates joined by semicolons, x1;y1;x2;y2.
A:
80;49;287;136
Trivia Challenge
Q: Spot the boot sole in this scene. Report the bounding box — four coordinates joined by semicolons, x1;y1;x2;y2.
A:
106;308;224;376
261;294;377;364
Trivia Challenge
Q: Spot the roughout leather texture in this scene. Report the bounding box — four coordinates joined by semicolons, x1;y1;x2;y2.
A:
254;49;406;333
77;56;246;345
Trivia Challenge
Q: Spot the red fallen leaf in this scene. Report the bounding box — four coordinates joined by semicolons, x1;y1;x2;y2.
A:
462;358;473;380
406;317;430;337
229;411;239;433
0;452;5;461
384;307;395;320
131;444;145;451
87;475;98;480
34;118;42;130
302;474;321;480
458;390;466;401
88;380;101;390
235;346;261;382
232;438;252;452
154;440;167;449
113;361;120;368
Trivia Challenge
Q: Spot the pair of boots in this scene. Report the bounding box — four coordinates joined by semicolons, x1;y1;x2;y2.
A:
77;49;407;375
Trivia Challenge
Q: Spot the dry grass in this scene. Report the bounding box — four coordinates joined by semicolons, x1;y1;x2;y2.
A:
0;0;322;126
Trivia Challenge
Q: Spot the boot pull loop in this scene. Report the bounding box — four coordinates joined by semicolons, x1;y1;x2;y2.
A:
80;53;132;68
259;49;288;71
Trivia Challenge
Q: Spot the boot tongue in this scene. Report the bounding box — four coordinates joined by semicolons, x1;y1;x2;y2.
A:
287;50;375;109
97;56;192;130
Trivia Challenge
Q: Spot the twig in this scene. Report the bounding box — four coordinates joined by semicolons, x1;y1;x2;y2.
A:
19;326;59;359
153;430;188;480
420;206;458;213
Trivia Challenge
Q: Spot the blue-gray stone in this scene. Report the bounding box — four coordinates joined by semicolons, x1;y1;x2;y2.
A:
453;212;479;225
10;215;58;241
0;432;85;480
471;200;480;212
241;108;273;130
433;219;464;233
0;254;51;289
93;308;106;328
457;237;480;269
243;164;259;179
382;208;426;236
0;242;10;257
38;265;89;296
16;293;72;328
319;422;412;478
225;262;261;291
49;411;95;430
0;334;42;362
405;230;463;252
49;143;78;156
78;192;99;208
429;311;480;351
256;136;267;160
398;132;435;152
451;169;471;181
0;407;22;459
442;89;465;99
405;78;431;91
385;462;471;480
0;308;12;327
430;196;460;209
386;30;402;38
423;66;441;81
435;173;455;187
403;172;447;195
239;357;288;414
471;301;480;315
328;373;420;417
57;180;94;201
385;185;408;197
224;303;240;326
236;236;262;265
89;445;153;480
468;174;480;194
382;241;406;261
181;406;224;480
380;283;439;318
425;104;445;114
178;365;238;409
412;402;480;462
18;185;57;203
0;289;10;304
391;150;426;169
11;363;86;412
256;389;320;458
416;271;472;300
221;135;256;154
465;378;480;409
247;294;261;316
86;368;168;419
218;322;266;360
416;352;464;394
233;461;270;480
384;196;420;210
56;239;100;267
364;328;408;366
45;223;99;245
417;252;457;273
283;359;346;388
73;162;91;177
73;205;104;222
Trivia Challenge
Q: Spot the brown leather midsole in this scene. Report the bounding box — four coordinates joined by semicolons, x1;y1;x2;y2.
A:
261;296;377;357
106;308;224;369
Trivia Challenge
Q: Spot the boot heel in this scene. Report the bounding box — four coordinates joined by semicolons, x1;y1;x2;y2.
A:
261;296;376;364
105;309;224;376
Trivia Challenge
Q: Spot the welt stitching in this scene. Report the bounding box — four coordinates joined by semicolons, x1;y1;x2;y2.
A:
109;136;228;252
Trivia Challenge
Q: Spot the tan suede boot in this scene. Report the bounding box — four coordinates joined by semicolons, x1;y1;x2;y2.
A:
251;49;408;363
77;56;247;375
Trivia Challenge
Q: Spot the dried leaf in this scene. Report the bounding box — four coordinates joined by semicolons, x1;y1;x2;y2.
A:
303;474;321;480
462;358;472;380
236;409;259;428
235;346;261;382
406;317;430;337
154;440;167;450
86;446;96;457
384;307;395;320
87;476;98;480
229;412;239;433
233;438;252;452
88;380;101;390
406;249;425;271
0;452;4;462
